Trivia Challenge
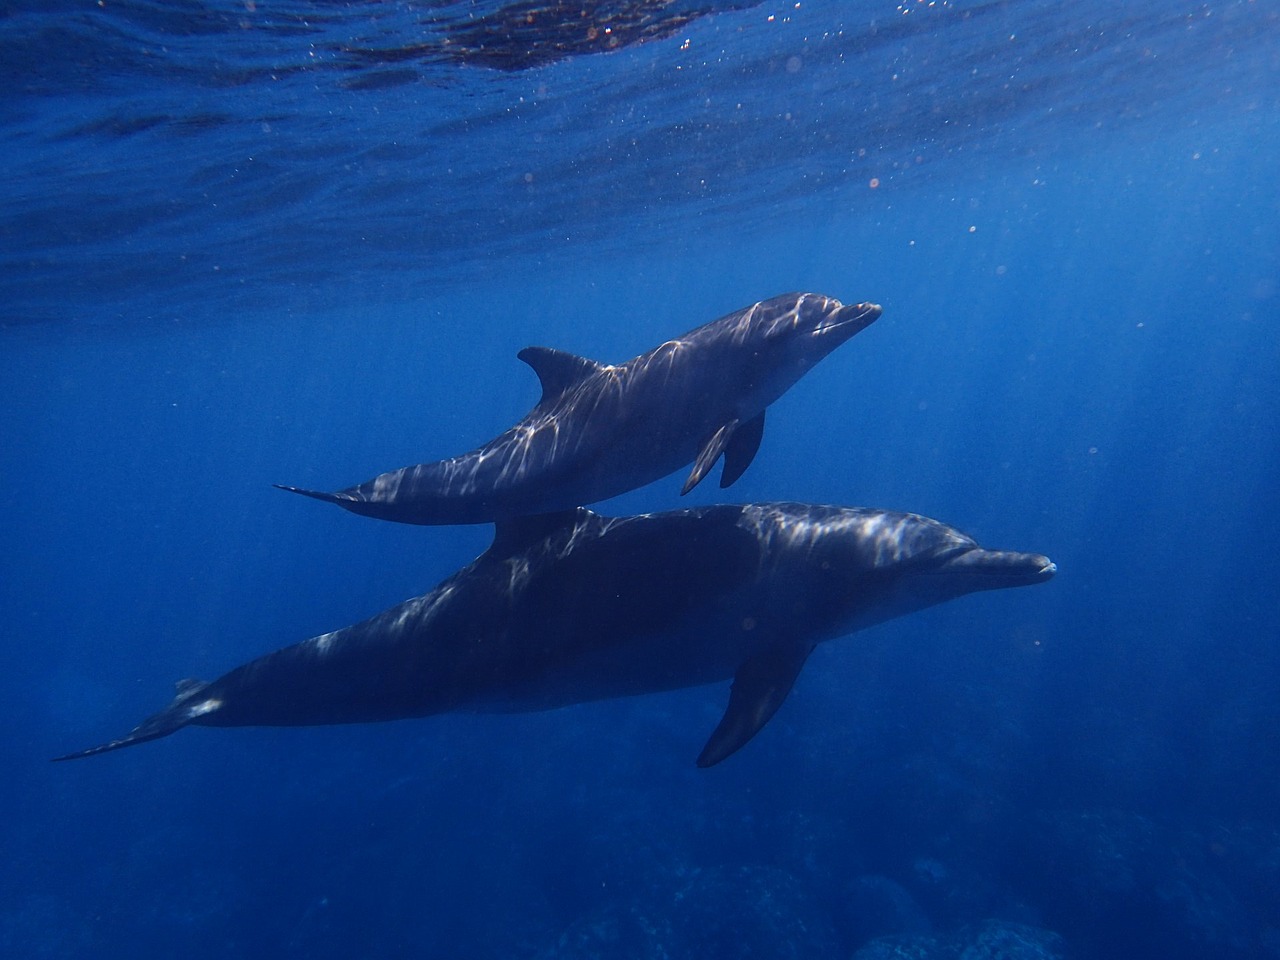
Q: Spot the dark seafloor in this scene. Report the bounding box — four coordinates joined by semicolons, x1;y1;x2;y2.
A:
2;1;1279;958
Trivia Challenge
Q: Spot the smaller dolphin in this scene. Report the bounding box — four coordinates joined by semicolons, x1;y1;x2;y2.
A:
276;293;880;525
54;503;1054;766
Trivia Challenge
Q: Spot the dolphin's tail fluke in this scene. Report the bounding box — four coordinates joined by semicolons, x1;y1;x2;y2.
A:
52;679;215;761
272;483;357;505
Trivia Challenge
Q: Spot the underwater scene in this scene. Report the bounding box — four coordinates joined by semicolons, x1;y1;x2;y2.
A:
3;1;1279;957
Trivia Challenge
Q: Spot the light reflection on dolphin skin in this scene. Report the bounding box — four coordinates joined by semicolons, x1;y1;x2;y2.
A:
276;293;881;525
54;503;1054;766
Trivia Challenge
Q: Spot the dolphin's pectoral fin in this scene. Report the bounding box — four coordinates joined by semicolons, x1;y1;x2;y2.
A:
517;346;605;404
719;410;765;488
696;641;814;767
683;420;738;495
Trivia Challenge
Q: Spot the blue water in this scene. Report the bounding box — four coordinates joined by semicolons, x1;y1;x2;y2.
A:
3;1;1279;957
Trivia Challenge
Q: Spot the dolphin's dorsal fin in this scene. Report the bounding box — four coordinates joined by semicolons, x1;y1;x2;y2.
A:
517;347;605;404
696;641;815;767
488;508;587;559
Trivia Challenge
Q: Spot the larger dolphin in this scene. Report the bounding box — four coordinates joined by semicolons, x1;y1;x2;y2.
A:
276;293;880;525
55;503;1054;766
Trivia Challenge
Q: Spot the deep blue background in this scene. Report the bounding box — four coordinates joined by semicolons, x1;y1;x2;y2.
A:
3;2;1279;957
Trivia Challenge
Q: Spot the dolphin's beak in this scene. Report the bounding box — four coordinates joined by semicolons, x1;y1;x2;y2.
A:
933;548;1057;588
813;301;882;336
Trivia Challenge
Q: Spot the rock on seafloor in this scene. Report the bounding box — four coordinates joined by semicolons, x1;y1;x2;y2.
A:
852;919;1065;960
536;863;841;959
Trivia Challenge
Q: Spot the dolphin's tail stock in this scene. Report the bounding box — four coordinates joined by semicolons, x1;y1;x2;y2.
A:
272;483;357;505
53;679;215;761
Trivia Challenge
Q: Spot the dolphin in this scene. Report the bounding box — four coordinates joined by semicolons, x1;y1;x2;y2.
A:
275;293;881;525
55;503;1054;766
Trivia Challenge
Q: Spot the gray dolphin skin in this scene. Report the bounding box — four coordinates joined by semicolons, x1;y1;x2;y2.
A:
54;503;1054;766
275;293;881;525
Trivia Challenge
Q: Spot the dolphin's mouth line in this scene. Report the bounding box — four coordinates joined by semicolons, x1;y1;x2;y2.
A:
811;302;882;334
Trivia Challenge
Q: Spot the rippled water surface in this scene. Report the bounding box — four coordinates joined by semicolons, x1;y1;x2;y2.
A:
5;0;1273;322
